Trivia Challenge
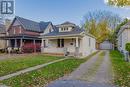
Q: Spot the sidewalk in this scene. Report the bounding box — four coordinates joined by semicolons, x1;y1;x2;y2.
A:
0;58;68;81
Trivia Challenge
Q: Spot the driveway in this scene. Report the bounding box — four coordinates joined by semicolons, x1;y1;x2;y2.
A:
46;51;117;87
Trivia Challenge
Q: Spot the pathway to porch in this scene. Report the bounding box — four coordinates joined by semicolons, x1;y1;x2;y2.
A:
46;51;117;87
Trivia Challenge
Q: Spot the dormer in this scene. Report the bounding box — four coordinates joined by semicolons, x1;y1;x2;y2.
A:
58;22;76;32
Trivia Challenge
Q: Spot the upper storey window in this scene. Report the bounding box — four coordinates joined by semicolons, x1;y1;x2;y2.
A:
59;27;72;32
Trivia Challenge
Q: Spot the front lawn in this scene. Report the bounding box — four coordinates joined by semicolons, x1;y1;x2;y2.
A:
110;50;130;87
1;59;85;87
1;51;99;87
0;54;61;76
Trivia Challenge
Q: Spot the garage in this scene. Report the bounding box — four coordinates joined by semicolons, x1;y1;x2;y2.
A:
99;40;113;50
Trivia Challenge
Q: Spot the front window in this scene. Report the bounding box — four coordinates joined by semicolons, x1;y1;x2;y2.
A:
57;39;64;48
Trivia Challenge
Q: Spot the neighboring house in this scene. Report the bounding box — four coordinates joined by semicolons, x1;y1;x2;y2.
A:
117;21;130;53
0;16;53;53
99;40;113;50
0;24;6;49
40;22;96;57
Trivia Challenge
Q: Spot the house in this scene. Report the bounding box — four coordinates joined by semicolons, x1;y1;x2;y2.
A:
40;22;96;57
0;24;6;50
0;16;53;53
117;21;130;53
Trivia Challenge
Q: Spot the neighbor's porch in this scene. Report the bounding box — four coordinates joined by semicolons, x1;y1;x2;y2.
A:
41;37;82;57
1;35;41;53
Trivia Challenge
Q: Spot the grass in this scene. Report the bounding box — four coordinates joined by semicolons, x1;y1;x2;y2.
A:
110;50;130;87
0;54;61;76
0;51;99;87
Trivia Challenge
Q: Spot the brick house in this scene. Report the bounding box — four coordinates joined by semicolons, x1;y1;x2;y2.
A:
0;24;6;50
1;16;53;53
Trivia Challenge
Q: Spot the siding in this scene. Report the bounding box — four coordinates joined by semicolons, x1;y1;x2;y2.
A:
118;29;129;52
81;35;96;57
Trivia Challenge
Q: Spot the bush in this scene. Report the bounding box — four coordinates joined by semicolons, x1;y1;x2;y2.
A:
125;43;130;52
22;43;41;53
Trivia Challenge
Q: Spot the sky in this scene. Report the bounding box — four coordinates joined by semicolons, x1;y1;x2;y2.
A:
15;0;130;25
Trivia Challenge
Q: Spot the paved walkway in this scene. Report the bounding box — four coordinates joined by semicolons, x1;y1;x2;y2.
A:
0;58;68;81
46;51;116;87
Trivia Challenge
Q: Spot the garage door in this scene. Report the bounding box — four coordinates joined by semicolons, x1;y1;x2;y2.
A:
99;41;112;50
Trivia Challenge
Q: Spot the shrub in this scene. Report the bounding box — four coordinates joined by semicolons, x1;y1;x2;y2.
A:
22;43;41;53
125;43;130;52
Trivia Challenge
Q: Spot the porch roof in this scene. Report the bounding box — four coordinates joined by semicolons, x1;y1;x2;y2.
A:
0;34;41;40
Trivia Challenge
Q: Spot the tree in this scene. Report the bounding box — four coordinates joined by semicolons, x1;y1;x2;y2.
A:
108;18;129;49
115;18;129;34
83;10;121;44
107;0;130;7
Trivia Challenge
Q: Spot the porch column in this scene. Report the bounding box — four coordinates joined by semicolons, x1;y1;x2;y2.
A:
7;39;10;47
14;39;17;48
76;37;79;47
33;39;36;53
20;38;23;52
20;38;23;48
75;37;79;57
41;39;44;53
41;39;44;47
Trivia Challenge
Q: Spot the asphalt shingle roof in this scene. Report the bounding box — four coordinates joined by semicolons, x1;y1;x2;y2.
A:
44;26;84;37
15;16;51;32
60;21;76;26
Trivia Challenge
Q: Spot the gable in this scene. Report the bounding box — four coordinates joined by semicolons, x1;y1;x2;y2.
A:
43;23;54;34
12;19;21;26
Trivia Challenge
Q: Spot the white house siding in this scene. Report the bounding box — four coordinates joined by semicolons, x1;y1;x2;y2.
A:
118;29;129;52
81;35;96;57
43;38;82;54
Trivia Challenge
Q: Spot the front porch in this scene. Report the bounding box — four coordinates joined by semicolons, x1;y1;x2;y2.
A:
1;35;41;53
42;37;82;57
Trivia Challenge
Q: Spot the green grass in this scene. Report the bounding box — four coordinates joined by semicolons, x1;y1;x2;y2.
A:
1;59;85;87
0;51;99;87
110;50;130;87
99;51;106;56
0;54;61;76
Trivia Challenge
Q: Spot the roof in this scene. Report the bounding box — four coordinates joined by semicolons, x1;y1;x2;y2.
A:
60;21;76;26
118;21;130;36
0;24;6;34
12;16;51;32
44;26;85;37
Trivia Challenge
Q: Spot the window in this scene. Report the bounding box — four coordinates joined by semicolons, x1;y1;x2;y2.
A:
60;27;69;32
57;39;64;47
89;38;91;47
49;28;51;33
61;39;64;47
57;39;60;47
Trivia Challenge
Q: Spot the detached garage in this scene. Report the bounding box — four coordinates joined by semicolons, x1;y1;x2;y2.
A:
99;40;113;50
